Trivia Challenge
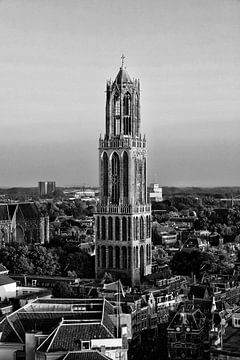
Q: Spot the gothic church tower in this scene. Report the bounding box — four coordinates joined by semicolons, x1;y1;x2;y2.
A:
95;58;152;286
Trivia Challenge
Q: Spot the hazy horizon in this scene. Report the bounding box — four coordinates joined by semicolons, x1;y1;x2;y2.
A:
1;0;240;187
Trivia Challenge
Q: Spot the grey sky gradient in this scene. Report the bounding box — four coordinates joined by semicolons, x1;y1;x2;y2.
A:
0;0;240;187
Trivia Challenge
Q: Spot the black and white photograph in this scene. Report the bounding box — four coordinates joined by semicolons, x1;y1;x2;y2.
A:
0;1;240;359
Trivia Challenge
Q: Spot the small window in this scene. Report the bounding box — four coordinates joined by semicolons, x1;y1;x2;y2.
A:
82;341;90;350
32;280;37;287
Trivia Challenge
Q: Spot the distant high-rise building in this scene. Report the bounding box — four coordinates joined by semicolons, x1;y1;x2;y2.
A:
149;183;163;203
38;181;56;196
95;58;152;286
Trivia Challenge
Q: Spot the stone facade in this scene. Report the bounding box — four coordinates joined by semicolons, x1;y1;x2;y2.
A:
95;61;152;286
0;203;49;245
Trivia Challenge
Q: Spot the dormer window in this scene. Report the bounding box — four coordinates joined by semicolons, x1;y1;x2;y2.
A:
82;341;90;350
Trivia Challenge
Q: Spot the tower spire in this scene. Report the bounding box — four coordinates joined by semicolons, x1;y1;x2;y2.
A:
121;53;125;68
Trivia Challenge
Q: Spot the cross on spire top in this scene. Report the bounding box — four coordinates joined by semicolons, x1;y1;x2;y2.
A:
121;54;125;68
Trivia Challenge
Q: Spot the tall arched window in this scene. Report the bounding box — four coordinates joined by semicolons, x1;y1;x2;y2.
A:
136;246;139;268
102;246;106;268
128;247;131;268
97;246;100;267
143;158;147;203
114;95;120;135
128;217;131;241
147;216;151;238
135;217;139;240
115;217;120;241
123;152;129;200
140;217;144;240
146;244;149;264
133;218;136;240
122;247;127;269
122;217;127;241
139;162;143;204
111;152;120;204
108;217;113;240
96;216;100;240
123;93;131;116
101;217;106;240
123;93;131;135
102;152;108;198
109;246;113;268
115;246;120;268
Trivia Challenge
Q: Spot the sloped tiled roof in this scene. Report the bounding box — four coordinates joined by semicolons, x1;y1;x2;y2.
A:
38;322;114;353
114;67;132;86
0;298;111;344
63;351;112;360
0;317;22;343
18;203;40;219
0;264;8;273
168;307;206;331
0;274;16;286
101;300;116;337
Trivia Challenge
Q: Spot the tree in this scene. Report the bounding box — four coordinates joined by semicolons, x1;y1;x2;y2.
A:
170;250;216;278
29;245;60;276
52;282;74;298
64;251;95;278
0;243;34;274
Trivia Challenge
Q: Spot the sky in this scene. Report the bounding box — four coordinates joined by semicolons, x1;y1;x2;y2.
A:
0;0;240;187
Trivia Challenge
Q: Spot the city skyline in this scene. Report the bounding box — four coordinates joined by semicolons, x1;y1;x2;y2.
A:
0;0;240;187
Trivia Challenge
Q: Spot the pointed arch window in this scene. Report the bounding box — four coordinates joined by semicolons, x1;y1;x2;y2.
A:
114;95;120;135
101;217;106;240
111;152;120;204
116;246;120;268
97;246;100;267
123;93;131;135
122;247;127;269
109;246;113;268
122;217;127;241
123;152;129;200
96;216;100;240
128;217;131;241
102;152;108;198
123;93;131;116
108;217;113;240
101;246;106;268
140;216;144;240
115;95;120;116
115;217;120;241
136;246;139;268
128;247;131;268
